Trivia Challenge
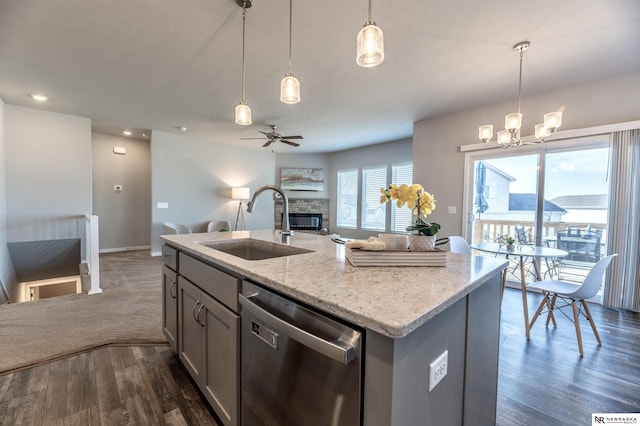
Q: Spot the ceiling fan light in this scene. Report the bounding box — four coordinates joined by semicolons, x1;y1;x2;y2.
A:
544;111;562;133
235;103;252;126
280;73;300;104
356;23;384;67
479;125;493;143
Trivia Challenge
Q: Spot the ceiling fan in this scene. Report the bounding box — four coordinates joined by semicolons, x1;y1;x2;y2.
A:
241;125;303;147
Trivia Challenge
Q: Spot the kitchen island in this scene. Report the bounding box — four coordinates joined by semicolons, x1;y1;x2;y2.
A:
162;230;507;426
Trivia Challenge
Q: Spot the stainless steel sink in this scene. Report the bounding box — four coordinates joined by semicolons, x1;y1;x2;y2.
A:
197;238;313;260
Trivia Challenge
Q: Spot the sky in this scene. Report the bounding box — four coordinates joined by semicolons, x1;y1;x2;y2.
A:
485;147;610;200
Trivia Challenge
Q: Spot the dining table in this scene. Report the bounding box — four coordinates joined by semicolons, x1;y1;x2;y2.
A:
470;242;568;339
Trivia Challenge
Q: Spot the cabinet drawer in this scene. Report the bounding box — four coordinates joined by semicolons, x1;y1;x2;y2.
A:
181;254;240;311
162;245;178;270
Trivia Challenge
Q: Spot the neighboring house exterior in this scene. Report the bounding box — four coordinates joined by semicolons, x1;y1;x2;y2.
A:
550;194;608;225
475;162;566;222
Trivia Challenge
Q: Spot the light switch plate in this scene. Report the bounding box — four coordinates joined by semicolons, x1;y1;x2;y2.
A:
156;202;168;209
448;206;457;214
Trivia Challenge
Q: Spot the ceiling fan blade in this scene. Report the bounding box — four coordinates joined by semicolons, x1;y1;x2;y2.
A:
280;139;300;147
240;137;267;140
280;135;303;139
259;131;271;137
262;140;273;147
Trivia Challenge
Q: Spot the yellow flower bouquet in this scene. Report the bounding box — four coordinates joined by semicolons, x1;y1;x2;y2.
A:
380;183;441;236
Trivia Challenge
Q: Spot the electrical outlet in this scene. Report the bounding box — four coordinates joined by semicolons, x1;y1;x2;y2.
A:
429;350;448;392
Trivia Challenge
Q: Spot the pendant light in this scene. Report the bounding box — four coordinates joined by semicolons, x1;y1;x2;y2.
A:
479;41;563;147
356;0;384;67
280;0;300;104
235;1;252;125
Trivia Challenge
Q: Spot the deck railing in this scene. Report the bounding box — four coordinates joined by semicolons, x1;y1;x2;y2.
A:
472;220;606;246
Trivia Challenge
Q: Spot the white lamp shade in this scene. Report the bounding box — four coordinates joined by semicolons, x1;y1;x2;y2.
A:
505;113;522;133
479;125;493;142
235;103;252;126
232;187;250;200
280;74;301;104
544;111;562;131
356;23;384;67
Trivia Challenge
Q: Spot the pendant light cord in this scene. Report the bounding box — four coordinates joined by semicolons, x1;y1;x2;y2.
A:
288;0;293;73
241;2;247;103
517;47;523;115
367;0;372;23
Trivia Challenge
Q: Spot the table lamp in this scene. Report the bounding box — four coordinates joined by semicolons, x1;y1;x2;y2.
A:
232;187;250;231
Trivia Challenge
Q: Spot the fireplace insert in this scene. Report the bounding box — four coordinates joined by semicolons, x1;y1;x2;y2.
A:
285;213;323;231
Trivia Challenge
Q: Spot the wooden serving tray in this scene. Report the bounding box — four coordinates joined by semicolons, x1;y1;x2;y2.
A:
345;247;447;267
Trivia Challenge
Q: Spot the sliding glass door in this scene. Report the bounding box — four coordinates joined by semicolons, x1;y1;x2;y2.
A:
466;137;610;286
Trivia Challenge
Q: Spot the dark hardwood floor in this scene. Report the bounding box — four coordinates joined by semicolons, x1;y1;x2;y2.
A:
1;288;638;425
0;345;221;426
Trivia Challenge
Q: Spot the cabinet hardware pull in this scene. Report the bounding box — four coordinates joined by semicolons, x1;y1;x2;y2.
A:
196;303;205;326
169;280;176;299
239;293;360;365
192;301;201;323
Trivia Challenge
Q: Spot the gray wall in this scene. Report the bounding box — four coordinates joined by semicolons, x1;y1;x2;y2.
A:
0;97;18;303
414;71;640;238
150;130;276;254
5;105;92;243
92;132;151;251
328;138;413;239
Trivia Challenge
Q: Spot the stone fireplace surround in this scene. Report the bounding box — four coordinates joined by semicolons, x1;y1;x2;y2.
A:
274;198;330;234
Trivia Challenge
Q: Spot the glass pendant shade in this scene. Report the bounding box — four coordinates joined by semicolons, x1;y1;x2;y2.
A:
497;129;511;145
479;125;493;143
505;113;522;133
544;111;562;132
534;123;550;140
280;73;300;104
235;103;252;126
356;23;384;67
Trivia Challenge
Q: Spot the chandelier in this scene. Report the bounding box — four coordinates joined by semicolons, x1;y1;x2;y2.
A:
479;41;562;147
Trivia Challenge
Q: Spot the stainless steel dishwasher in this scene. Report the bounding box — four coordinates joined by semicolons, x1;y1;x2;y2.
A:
239;281;362;426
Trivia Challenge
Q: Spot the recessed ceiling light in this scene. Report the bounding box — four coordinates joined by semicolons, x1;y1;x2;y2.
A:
30;93;48;101
142;133;148;138
123;130;132;136
175;126;187;132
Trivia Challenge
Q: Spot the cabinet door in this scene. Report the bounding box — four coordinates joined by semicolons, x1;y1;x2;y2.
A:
162;265;178;351
178;277;204;381
201;291;240;426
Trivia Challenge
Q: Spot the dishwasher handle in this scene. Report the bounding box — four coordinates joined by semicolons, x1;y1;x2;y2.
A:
239;293;359;365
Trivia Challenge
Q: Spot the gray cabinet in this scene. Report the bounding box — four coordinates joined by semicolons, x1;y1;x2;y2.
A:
176;255;240;426
162;246;178;351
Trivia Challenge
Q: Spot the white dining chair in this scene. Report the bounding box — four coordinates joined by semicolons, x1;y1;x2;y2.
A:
207;220;230;232
448;236;472;255
162;222;192;235
527;254;617;356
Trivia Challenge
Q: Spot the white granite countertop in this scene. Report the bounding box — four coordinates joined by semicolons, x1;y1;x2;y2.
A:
162;230;507;339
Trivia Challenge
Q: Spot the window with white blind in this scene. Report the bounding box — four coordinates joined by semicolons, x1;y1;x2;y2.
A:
391;162;413;232
336;169;358;228
361;166;387;231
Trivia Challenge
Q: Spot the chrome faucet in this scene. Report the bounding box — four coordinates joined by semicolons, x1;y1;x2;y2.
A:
247;185;293;240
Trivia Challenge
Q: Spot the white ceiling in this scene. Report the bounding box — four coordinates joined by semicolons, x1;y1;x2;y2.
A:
1;0;639;153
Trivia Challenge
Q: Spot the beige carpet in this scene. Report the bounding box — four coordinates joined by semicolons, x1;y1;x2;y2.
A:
0;250;166;374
